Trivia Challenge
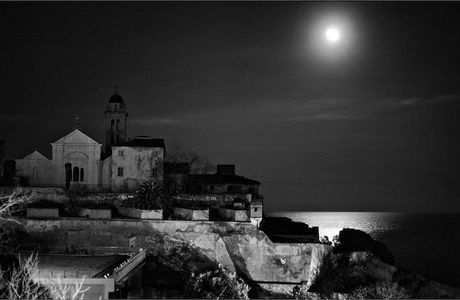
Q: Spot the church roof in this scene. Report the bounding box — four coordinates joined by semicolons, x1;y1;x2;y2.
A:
21;150;50;160
52;129;101;145
109;93;124;104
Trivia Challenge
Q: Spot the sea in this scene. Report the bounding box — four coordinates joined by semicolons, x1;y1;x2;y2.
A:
268;211;460;288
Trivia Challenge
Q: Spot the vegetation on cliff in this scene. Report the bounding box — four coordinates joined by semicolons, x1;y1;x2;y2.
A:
294;228;459;299
144;231;251;299
334;228;395;265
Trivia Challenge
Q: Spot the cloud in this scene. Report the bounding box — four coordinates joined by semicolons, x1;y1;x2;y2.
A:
129;93;459;130
281;93;460;122
132;112;210;127
132;117;179;126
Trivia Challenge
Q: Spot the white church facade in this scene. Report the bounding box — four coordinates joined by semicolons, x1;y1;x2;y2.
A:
15;91;164;191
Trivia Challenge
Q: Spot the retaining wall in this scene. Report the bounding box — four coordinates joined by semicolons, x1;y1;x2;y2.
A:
118;207;163;219
78;208;111;219
217;207;249;221
173;207;209;220
26;208;60;219
25;218;330;291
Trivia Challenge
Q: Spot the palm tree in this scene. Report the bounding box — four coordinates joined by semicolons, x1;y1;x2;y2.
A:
132;180;171;216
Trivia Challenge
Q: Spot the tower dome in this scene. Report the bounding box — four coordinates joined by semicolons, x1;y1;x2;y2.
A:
109;93;124;104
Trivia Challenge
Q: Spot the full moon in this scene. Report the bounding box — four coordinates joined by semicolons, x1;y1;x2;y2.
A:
325;28;340;42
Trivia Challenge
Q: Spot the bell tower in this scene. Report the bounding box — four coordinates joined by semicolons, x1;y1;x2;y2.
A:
104;87;128;155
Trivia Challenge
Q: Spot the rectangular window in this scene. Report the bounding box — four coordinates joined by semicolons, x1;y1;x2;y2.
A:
254;208;258;212
118;150;124;157
117;167;124;177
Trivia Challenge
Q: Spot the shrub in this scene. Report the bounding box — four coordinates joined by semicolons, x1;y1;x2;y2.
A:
77;202;115;210
66;184;89;198
334;228;395;265
145;233;250;299
172;199;209;210
308;251;345;297
27;200;63;209
0;226;30;254
319;236;332;245
349;281;409;299
185;264;250;299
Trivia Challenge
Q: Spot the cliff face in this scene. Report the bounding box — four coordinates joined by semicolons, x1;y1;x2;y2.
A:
25;219;330;295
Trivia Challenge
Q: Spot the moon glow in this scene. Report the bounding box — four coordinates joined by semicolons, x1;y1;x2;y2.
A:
325;28;340;42
298;10;358;63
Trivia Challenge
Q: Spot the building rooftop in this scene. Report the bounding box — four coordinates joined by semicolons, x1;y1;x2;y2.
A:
120;136;165;148
192;173;260;185
33;254;127;278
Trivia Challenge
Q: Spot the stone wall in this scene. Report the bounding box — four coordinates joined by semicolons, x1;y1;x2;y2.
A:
18;187;68;202
217;207;249;221
173;193;252;206
173;207;209;221
118;207;163;219
26;208;60;219
78;208;111;219
25;218;329;293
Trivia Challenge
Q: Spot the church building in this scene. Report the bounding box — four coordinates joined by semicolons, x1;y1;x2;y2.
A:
15;91;164;191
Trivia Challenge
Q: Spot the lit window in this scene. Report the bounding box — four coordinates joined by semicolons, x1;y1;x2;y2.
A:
117;167;123;177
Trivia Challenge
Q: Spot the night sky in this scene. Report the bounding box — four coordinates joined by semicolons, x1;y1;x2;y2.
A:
1;2;459;212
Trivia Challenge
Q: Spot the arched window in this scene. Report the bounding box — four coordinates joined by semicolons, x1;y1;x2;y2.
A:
73;167;79;181
80;168;84;181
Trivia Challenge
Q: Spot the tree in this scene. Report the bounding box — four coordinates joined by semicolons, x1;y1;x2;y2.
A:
0;253;50;300
0;189;89;300
0;189;36;253
165;141;215;174
0;189;35;224
1;253;89;300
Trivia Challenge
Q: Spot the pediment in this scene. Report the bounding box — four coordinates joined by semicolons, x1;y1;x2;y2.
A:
52;129;101;145
65;151;89;159
22;150;49;160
